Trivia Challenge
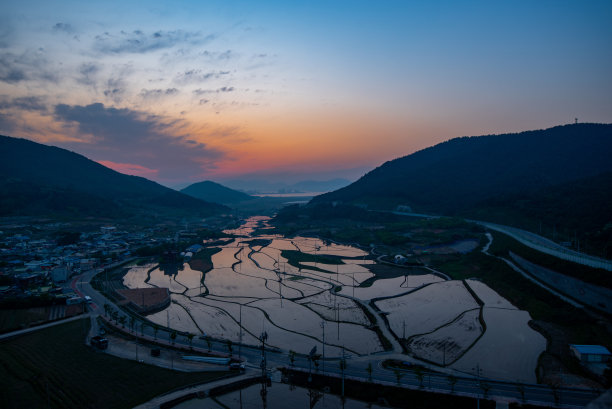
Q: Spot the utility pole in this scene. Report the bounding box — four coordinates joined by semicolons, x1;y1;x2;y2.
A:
260;331;268;379
321;321;325;375
341;346;346;399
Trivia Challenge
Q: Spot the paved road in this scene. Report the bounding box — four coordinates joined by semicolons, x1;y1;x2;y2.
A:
392;211;612;271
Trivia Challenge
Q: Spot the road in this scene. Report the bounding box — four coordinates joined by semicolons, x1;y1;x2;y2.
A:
392;211;612;271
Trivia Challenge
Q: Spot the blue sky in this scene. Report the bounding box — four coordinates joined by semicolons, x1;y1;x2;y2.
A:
1;0;611;185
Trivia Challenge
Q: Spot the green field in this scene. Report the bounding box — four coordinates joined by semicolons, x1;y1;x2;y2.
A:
0;308;50;333
0;318;229;409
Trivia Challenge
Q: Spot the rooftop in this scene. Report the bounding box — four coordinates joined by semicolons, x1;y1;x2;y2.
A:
571;345;611;355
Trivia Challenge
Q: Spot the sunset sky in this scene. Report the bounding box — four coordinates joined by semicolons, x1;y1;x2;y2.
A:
1;1;611;187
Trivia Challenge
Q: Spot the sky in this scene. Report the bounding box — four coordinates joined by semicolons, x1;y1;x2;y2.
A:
1;0;611;187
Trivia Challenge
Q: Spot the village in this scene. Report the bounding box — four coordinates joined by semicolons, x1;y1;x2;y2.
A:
0;216;236;331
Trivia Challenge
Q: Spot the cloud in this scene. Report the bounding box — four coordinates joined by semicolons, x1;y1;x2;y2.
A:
53;102;223;181
193;86;235;95
139;88;179;99
52;23;74;34
93;29;215;55
174;69;230;84
0;50;58;84
97;160;159;178
0;112;16;134
199;49;234;60
77;62;101;86
0;95;47;112
103;67;132;103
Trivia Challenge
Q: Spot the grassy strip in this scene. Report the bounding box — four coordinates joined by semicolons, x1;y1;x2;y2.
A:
0;318;229;409
188;247;222;274
280;249;349;275
488;231;610;289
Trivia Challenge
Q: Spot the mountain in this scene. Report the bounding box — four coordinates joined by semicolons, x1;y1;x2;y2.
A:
0;135;228;218
181;181;254;204
221;178;351;194
313;124;612;211
312;124;612;252
286;179;351;193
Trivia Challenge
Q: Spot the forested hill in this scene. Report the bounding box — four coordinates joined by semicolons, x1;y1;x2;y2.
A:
312;124;612;255
0;135;228;218
313;123;612;213
181;180;254;204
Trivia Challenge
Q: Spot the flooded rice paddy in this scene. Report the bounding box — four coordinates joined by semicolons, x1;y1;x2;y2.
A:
123;216;545;382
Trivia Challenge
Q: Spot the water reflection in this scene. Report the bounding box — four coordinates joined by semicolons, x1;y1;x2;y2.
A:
122;216;546;381
174;383;386;409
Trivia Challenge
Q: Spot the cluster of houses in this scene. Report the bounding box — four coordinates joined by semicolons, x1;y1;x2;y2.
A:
0;224;173;301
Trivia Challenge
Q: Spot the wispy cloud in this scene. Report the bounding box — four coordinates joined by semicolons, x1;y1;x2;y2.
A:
0;95;48;112
93;29;215;55
193;86;235;95
174;69;230;84
139;88;179;99
77;62;101;86
53;102;224;181
0;50;58;84
52;23;74;34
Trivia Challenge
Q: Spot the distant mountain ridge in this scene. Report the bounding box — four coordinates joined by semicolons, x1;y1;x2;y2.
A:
312;124;612;253
221;178;351;194
181;180;254;204
0;135;227;218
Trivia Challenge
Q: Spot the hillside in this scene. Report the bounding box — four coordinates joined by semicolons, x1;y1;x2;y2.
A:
312;123;612;255
0;135;228;218
181;180;254;204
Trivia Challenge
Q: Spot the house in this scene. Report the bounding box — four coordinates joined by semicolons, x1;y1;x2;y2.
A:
51;266;69;283
186;244;203;253
570;345;611;363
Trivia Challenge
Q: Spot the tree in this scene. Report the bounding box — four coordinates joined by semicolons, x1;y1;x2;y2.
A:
414;367;425;388
366;363;373;382
448;375;458;393
289;350;296;367
516;382;526;403
480;382;491;398
118;315;126;328
103;303;110;317
551;383;560;405
111;310;119;324
170;330;177;345
205;335;212;352
225;339;233;354
312;355;320;371
393;369;403;386
186;333;194;350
